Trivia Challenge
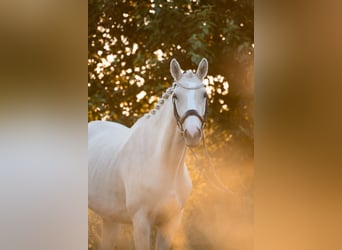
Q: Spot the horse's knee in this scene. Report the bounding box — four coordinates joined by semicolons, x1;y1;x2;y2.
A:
132;210;151;250
155;214;182;250
155;230;170;250
101;220;120;250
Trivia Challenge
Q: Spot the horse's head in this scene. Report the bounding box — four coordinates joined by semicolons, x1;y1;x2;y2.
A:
170;58;209;147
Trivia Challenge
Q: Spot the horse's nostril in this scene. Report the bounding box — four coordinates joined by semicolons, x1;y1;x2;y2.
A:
185;128;201;138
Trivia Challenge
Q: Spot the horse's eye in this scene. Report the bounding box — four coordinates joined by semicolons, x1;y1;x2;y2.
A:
173;94;178;99
203;92;208;98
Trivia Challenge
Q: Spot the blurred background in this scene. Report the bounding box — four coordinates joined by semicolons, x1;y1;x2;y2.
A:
88;0;254;249
3;0;340;250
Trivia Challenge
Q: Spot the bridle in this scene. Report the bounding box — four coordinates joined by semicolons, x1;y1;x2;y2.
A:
172;82;209;133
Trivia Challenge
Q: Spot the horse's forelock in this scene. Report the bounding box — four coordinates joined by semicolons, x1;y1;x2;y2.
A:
183;70;194;78
178;70;203;89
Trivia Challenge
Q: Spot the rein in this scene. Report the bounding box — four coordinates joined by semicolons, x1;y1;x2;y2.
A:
189;133;234;194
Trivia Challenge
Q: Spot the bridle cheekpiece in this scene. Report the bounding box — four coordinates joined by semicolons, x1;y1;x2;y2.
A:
172;82;208;133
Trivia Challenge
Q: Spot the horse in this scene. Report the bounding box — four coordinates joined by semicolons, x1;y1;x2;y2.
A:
88;58;209;250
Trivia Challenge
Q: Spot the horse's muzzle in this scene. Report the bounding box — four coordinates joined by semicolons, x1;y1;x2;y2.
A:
183;116;203;147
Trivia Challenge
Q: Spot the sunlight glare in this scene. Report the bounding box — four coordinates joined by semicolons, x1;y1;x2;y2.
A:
107;54;115;63
101;58;111;68
134;75;145;87
136;91;147;101
149;96;158;104
154;49;165;61
132;43;139;54
97;26;105;32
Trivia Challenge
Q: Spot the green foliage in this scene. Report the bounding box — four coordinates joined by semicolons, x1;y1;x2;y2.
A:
88;0;253;157
88;3;253;248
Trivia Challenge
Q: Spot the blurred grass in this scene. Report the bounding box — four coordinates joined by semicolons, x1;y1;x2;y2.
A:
88;146;253;250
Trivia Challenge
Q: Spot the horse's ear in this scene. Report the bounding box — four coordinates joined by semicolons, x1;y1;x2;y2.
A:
170;59;182;81
196;58;208;81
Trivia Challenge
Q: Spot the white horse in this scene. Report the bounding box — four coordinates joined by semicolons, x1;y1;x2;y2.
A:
88;58;209;250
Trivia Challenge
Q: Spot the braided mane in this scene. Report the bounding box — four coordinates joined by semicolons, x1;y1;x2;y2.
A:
145;85;175;118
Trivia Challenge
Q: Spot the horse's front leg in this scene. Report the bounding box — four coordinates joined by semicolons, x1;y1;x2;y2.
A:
155;213;182;250
132;210;151;250
101;220;120;250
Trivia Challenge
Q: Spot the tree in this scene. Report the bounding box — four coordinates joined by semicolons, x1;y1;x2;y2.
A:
88;0;253;160
88;1;254;248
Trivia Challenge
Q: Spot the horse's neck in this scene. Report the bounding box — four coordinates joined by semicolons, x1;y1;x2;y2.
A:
134;97;187;169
